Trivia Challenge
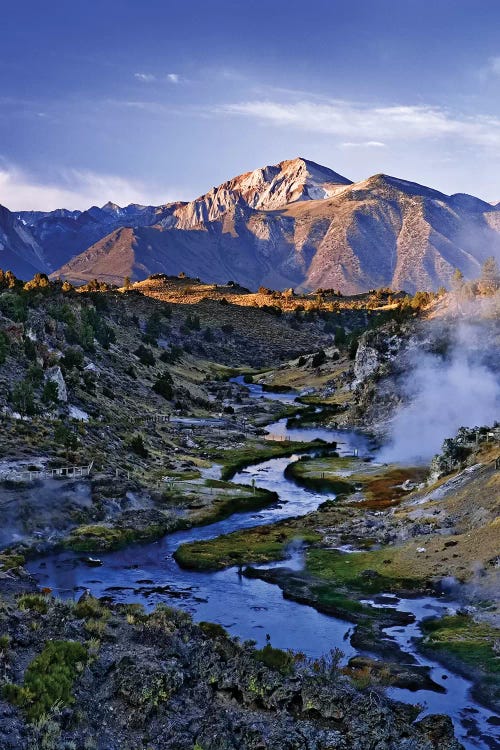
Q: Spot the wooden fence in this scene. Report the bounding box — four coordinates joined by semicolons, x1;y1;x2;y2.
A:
0;460;94;483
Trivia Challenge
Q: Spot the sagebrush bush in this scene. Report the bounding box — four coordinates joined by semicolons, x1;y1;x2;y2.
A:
3;639;87;720
253;643;294;675
17;593;49;614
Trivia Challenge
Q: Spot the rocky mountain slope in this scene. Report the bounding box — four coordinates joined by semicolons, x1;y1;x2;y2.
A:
0;206;47;279
2;158;500;293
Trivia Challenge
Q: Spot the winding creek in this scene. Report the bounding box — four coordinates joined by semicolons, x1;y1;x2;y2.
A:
27;377;499;750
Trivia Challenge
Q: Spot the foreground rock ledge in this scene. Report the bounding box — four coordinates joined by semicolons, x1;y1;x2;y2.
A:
0;573;463;750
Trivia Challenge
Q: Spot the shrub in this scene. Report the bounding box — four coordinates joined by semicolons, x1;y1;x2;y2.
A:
23;273;50;291
160;345;183;364
27;364;44;386
334;326;347;346
203;327;214;342
61;347;84;370
0;329;9;364
348;337;359;360
11;380;36;417
185;314;201;331
253;643;294;675
54;422;78;452
153;371;173;400
74;595;110;621
0;270;18;289
124;365;137;379
221;323;234;335
23;337;37;361
0;292;27;322
81;307;115;349
145;603;192;634
42;380;60;405
134;344;155;366
102;384;115;400
311;349;327;368
17;593;49;614
145;311;162;339
130;434;148;458
3;640;87;721
199;621;228;639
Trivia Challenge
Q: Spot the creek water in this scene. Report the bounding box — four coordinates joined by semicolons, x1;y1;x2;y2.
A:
27;377;499;749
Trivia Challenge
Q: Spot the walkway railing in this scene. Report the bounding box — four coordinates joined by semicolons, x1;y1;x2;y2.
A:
0;460;94;482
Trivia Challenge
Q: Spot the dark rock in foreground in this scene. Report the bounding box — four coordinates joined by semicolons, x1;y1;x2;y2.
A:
0;573;463;750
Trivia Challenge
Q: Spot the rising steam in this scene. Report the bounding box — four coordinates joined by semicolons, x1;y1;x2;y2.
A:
378;320;500;464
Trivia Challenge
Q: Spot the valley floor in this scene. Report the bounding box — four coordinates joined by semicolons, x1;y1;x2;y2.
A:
0;280;499;749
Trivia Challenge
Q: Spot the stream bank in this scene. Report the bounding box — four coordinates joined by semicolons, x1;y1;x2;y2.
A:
20;379;500;750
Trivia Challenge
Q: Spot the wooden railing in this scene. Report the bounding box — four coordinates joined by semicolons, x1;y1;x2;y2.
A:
1;460;94;482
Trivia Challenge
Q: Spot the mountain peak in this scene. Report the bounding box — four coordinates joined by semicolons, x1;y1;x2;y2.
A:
173;157;353;227
101;201;123;213
277;157;352;187
355;173;447;200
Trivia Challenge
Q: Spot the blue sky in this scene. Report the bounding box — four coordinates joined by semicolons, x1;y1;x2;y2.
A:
2;0;500;209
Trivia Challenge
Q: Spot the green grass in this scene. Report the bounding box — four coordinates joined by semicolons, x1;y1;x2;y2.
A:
17;593;49;614
65;517;187;552
311;586;369;614
174;521;321;570
420;614;500;709
0;553;25;572
305;548;428;594
253;643;294;674
286;457;427;508
3;639;87;721
284;457;355;495
211;439;335;481
189;485;279;525
421;615;500;675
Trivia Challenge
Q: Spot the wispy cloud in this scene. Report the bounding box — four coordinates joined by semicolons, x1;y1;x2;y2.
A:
134;72;156;82
341;140;386;149
0;163;179;211
134;72;182;84
218;98;500;148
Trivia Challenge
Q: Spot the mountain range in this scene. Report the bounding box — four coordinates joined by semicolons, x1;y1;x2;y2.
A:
1;157;499;293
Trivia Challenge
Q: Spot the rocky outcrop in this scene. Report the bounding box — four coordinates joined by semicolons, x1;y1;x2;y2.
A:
429;425;496;480
353;325;407;386
0;579;463;750
45;365;67;402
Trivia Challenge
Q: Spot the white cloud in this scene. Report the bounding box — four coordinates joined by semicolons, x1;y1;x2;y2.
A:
134;72;181;85
219;98;500;148
0;163;177;211
134;72;156;82
341;140;386;148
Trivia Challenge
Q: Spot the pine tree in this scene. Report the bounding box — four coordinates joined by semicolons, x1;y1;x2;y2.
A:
478;256;500;295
